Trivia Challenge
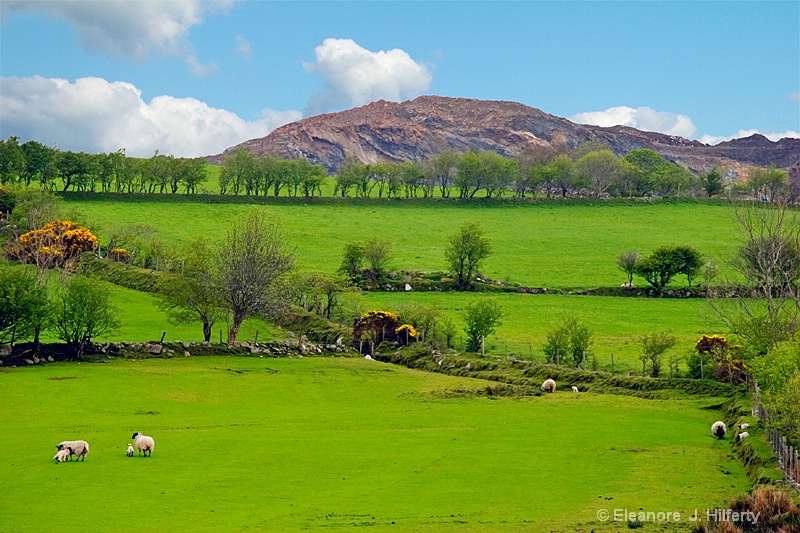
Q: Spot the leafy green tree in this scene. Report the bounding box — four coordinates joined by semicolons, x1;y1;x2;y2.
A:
339;242;365;281
363;237;391;281
19;140;57;187
49;275;119;357
548;155;575;198
5;186;64;232
455;151;483;198
575;150;626;196
0;137;26;184
699;167;725;197
216;209;294;343
444;220;492;290
430;149;459;198
634;245;703;289
617;250;641;285
462;298;503;352
219;147;257;195
639;331;677;377
0;266;49;346
746;165;788;203
334;155;366;197
543;315;592;367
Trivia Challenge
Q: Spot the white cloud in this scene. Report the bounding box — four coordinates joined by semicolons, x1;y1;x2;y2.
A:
303;38;432;116
570;106;698;138
700;129;800;145
0;76;302;158
0;0;227;75
236;35;251;60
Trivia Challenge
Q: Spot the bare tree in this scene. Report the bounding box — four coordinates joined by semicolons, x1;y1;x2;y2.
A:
617;250;641;285
217;209;294;344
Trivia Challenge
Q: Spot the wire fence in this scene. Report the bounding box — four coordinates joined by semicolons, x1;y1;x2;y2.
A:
749;381;800;488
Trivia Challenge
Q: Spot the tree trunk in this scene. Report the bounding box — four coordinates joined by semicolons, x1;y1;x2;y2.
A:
203;321;212;343
227;312;245;344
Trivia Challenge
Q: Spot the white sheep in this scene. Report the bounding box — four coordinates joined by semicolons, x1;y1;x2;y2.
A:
57;440;89;461
541;379;556;393
738;432;750;441
739;423;750;430
132;432;155;457
126;444;134;457
53;448;71;462
571;386;579;392
711;421;727;440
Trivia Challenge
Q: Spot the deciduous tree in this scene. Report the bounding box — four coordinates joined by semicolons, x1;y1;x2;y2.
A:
444;221;492;290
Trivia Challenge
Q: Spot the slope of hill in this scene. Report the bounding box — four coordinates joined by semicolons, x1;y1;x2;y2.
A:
213;95;800;173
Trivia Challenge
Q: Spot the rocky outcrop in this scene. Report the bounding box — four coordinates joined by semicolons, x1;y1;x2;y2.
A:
211;96;799;174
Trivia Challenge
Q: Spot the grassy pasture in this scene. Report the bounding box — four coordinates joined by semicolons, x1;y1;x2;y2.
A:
0;356;749;532
64;196;742;289
362;292;720;371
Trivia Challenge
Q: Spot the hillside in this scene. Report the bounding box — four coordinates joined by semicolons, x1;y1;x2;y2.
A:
212;95;800;173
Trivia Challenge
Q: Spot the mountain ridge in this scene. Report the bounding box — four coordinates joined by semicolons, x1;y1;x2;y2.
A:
212;95;800;174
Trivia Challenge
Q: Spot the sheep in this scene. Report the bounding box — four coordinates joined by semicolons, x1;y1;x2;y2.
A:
126;444;134;457
132;432;155;457
571;386;579;393
53;447;72;463
57;440;89;461
541;379;556;393
711;421;727;440
738;432;750;441
739;423;750;430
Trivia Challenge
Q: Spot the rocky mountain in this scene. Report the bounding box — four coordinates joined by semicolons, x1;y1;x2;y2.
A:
213;96;800;174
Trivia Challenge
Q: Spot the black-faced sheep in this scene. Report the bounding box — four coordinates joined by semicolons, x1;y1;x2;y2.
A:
54;447;71;462
541;379;556;393
132;432;155;457
711;421;726;440
57;440;89;461
126;444;134;457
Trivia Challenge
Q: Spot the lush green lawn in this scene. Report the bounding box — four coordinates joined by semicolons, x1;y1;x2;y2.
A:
362;292;720;371
0;357;748;532
65;197;742;289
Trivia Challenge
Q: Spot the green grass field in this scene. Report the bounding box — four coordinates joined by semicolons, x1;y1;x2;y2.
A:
0;356;749;532
64;196;742;289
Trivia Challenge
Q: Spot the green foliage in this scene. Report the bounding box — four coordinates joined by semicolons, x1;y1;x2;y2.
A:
543;315;592;367
4;185;64;232
462;298;503;352
363;236;391;281
617;250;641;285
49;275;118;357
0;266;49;345
699;167;725;198
338;242;364;281
746;165;788;202
749;339;800;443
638;331;677;377
633;245;703;289
444;220;492;290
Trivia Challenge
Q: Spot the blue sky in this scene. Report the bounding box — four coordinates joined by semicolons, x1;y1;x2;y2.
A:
1;0;798;158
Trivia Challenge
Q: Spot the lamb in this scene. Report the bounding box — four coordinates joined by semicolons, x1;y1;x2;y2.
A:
132;432;155;457
571;386;579;392
53;447;72;462
711;421;727;440
57;440;89;461
739;423;750;430
541;379;556;393
738;432;750;441
126;444;134;457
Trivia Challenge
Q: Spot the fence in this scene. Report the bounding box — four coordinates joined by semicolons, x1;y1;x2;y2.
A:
749;381;800;488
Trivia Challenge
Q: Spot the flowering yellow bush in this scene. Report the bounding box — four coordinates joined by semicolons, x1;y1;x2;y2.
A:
13;220;98;267
109;248;130;262
395;324;417;337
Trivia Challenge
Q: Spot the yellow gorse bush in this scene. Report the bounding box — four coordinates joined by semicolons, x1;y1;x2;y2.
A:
15;219;98;267
395;324;417;337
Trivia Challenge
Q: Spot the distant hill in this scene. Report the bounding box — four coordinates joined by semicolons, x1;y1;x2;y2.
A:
211;95;800;174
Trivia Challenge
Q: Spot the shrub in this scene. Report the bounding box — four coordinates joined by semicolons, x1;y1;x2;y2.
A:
11;220;98;268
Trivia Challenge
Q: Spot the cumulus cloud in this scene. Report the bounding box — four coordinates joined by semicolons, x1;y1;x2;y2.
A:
0;76;301;157
303;38;432;116
570;106;698;138
700;129;800;145
0;0;227;74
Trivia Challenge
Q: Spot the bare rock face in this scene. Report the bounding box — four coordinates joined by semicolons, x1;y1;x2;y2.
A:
211;96;800;174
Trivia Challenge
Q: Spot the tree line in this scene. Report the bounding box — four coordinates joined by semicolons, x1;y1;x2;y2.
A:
0;136;791;200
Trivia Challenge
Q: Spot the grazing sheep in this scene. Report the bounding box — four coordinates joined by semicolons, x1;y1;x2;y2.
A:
132;432;155;457
126;444;134;457
711;421;727;440
571;386;579;393
57;440;89;461
738;432;750;441
739;423;750;430
53;447;72;463
541;379;556;393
